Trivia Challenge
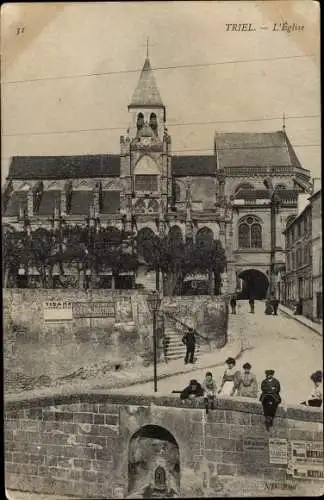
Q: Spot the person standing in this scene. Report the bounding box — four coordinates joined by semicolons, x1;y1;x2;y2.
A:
301;370;323;407
260;369;281;430
265;298;273;315
271;293;279;316
236;363;258;398
248;296;255;314
182;327;196;364
230;293;237;314
218;357;241;396
202;371;217;413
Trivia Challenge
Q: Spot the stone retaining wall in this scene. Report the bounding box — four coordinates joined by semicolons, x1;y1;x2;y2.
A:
4;392;323;498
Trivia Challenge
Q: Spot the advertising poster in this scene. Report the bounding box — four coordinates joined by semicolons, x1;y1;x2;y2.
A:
43;301;73;321
269;438;288;464
287;441;324;480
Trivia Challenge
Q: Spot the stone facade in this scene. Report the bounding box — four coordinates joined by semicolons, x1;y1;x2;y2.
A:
4;393;323;498
282;203;313;319
2;55;312;297
310;190;322;321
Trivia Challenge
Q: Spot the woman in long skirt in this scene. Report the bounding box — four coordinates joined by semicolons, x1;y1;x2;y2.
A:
236;362;258;398
218;357;240;396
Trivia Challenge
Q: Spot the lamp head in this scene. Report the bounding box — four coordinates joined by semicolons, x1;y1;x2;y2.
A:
147;290;162;313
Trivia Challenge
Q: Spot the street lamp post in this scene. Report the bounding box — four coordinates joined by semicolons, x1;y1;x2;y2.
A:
147;290;162;392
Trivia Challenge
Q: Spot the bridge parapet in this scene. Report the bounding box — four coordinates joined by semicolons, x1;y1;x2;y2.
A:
4;391;323;498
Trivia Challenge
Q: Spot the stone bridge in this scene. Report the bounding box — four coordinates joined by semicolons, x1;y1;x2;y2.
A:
4;392;323;498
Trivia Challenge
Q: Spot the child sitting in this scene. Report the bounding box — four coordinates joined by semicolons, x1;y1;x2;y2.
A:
202;371;217;413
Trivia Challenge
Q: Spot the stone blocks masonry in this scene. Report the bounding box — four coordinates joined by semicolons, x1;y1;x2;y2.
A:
4;392;323;498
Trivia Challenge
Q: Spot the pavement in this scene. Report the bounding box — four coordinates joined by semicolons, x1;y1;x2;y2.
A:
279;303;323;336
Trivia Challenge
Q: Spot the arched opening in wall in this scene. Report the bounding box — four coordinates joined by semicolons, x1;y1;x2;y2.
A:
128;425;180;498
137;113;144;130
33;181;44;214
238;269;269;300
149;113;158;134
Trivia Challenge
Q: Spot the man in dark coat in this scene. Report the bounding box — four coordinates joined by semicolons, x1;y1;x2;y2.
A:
260;369;281;430
230;293;237;314
180;379;204;399
271;293;279;315
182;327;196;364
248;296;255;314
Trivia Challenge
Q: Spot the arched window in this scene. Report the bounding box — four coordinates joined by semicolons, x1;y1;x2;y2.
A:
33;181;44;214
134;155;159;192
173;182;181;203
238;216;262;249
235;183;254;194
137;113;144;130
149;113;158;133
251;223;262;248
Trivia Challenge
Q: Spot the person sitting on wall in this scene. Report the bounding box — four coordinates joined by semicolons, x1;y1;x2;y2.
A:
300;370;323;407
236;363;258;398
260;369;281;430
180;379;204;400
202;371;217;413
218;357;241;396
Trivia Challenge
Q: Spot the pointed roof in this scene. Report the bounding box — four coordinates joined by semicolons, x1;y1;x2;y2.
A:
129;58;164;107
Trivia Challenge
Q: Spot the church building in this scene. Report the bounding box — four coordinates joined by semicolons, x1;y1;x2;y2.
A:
2;54;312;297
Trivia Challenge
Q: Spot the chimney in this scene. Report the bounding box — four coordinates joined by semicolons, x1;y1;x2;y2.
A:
297;193;309;215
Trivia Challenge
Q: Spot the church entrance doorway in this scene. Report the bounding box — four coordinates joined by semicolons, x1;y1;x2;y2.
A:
238;269;269;300
128;425;180;498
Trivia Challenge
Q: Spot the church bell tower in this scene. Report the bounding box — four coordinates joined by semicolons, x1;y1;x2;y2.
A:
120;48;171;235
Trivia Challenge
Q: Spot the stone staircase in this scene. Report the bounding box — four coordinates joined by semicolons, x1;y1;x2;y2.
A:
163;314;210;362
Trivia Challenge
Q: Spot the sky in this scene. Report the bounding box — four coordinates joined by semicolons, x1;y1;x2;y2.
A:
1;1;321;184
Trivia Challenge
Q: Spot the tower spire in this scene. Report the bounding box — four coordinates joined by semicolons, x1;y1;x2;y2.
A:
146;37;149;59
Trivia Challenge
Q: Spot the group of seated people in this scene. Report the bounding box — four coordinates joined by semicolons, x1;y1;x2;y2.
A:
179;358;323;419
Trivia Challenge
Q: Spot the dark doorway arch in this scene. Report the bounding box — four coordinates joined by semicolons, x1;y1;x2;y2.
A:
128;425;180;498
238;269;269;299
